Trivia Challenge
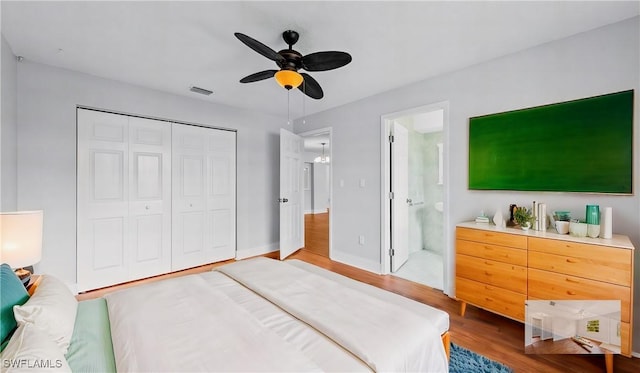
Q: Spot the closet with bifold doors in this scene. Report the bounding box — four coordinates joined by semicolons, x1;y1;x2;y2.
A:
76;108;236;292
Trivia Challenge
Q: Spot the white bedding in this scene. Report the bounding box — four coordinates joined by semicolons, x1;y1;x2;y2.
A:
105;258;448;372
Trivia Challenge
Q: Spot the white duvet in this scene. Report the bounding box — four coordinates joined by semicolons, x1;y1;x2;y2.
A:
105;258;448;372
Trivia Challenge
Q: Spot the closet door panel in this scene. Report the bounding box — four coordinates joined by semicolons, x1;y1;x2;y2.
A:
128;117;171;279
171;125;207;271
91;217;125;269
77;109;130;291
206;130;236;262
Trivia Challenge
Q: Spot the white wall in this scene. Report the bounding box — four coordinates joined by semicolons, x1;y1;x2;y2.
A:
295;17;640;351
1;35;18;211
16;60;287;285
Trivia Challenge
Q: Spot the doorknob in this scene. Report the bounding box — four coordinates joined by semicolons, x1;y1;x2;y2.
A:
406;198;412;205
278;198;289;203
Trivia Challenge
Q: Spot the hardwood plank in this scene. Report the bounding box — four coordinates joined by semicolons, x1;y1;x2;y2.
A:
77;250;638;372
302;212;329;257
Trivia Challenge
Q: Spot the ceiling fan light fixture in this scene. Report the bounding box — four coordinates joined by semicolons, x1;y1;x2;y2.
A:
275;70;303;90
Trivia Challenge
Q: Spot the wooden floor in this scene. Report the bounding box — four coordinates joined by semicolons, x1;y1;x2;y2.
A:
77;250;638;373
525;337;608;355
303;212;329;257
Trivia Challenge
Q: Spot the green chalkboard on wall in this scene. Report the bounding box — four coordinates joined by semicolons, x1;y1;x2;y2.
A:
468;90;633;194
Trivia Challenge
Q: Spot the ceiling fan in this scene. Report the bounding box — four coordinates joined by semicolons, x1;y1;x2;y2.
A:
234;30;352;99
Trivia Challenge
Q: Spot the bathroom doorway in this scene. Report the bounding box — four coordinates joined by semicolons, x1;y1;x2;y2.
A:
299;129;332;258
381;103;448;290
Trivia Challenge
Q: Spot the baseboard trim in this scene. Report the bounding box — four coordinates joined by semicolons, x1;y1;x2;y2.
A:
330;250;381;274
236;242;279;260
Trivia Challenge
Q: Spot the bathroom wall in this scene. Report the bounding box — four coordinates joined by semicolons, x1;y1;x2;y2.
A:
402;118;444;255
405;120;425;253
421;131;444;254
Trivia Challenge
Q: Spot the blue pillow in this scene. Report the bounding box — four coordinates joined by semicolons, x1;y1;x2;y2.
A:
0;263;30;346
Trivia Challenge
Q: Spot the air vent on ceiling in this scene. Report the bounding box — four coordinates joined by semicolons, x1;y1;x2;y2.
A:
190;86;213;95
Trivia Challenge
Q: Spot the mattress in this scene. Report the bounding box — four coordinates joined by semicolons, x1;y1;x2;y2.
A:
287;259;449;335
105;257;449;372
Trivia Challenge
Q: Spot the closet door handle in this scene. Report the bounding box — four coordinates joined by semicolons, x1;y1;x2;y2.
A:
278;198;289;203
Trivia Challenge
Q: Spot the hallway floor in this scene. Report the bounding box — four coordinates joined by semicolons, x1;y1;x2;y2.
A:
393;249;443;290
302;212;329;257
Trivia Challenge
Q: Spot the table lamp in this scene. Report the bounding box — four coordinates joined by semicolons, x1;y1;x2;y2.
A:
0;210;43;285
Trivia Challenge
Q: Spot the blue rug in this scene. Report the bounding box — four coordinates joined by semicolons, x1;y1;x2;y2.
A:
450;343;513;373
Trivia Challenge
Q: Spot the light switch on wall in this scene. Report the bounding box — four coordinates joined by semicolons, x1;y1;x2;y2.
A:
358;235;365;245
359;178;366;188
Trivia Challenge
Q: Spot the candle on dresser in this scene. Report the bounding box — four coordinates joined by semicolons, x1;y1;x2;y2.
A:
539;203;547;232
602;207;613;239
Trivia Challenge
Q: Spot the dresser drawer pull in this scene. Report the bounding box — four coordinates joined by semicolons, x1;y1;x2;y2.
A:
485;297;493;302
484;246;493;250
484;271;492;276
565;278;580;284
484;261;493;266
566;258;579;263
567;291;577;296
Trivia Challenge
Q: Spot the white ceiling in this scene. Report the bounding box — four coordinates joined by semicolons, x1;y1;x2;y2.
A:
2;1;638;119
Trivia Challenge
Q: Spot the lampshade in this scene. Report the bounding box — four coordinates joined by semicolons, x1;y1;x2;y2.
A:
0;210;43;268
275;70;304;90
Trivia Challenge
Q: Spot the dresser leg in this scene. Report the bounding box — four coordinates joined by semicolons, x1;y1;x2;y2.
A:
604;353;613;373
460;301;467;317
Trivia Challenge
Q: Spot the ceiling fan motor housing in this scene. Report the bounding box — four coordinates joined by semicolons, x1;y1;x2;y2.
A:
277;49;303;71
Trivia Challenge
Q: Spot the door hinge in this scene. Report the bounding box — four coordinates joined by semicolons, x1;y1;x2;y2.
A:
389;192;394;200
389;135;394;143
389;248;395;257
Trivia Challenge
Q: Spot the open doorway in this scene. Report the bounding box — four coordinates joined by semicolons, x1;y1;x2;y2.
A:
381;103;449;290
299;129;332;258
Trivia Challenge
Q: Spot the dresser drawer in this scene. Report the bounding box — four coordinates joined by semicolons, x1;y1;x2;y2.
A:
528;238;631;286
457;227;526;249
456;254;526;293
456;277;525;321
528;268;631;322
457;239;526;266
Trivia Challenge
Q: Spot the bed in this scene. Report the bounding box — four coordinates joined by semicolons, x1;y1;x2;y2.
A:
1;258;450;372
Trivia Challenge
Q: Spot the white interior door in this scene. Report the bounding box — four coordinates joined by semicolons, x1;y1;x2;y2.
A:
77;109;130;291
128;117;172;279
279;128;304;260
172;124;236;271
391;121;409;272
205;129;236;263
172;124;208;271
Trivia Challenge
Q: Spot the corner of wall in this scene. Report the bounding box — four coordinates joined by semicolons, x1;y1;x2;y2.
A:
1;33;18;211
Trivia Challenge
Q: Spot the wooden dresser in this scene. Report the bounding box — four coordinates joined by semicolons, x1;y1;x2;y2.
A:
456;222;635;357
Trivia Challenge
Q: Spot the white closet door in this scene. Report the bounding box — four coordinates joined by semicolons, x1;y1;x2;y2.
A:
171;125;208;271
172;124;236;271
128;117;172;279
206;129;236;263
77;109;130;291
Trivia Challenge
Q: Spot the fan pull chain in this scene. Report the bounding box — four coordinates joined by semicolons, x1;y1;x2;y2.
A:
287;90;291;126
302;82;306;125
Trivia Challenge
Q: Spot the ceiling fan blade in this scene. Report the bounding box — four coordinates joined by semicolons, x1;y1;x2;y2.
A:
239;70;277;83
302;51;352;71
298;73;324;99
234;33;284;63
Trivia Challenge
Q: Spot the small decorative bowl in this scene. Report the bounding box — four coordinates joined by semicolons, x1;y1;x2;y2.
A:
569;221;588;237
555;221;570;234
